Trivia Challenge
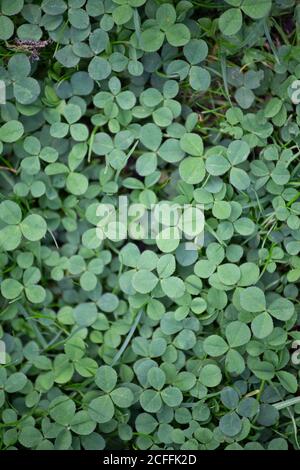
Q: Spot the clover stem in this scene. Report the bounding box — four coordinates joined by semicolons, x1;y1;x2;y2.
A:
111;309;143;367
18;304;48;350
257;380;265;401
88;125;99;163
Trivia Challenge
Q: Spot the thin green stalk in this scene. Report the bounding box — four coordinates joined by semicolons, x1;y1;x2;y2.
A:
111;309;143;366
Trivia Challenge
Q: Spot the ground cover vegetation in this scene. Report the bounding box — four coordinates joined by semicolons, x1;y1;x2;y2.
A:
0;0;300;451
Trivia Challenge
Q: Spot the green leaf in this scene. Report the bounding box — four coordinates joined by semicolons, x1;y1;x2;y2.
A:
268;297;295;321
140;28;165;52
66;172;88;196
217;263;241;285
241;0;271;19
116;91;136;110
88;395;115;423
0;200;22;224
140;124;162;151
70;411;96;436
166;24;191;47
112;5;133;25
0;120;24;143
206;155;231;176
153;107;173;127
68;7;89;29
140;390;162;413
189;66;211;92
18;426;42;448
174;329;196;350
190;297;207;314
0;225;22;251
212;200;231;219
8;54;30;79
179;157;206;185
225;321;251;348
25;285;46;304
183;39;208;64
56;45;79;68
95;366;117;393
53;355;74;384
160;276;185;298
42;0;67;15
0;16;14;40
230;167;251;190
157;254;176;278
240;287;266;312
219;8;243;36
234;217;255;236
5;372;27;392
161;386;183;407
239;262;260;286
248;358;275;380
203;335;229;357
1;278;23;300
70;122;89;143
132;270;158;294
92;133;114;155
73;303;98;327
219;412;242;437
50;396;76;426
180;133;204;156
147;368;166;391
276;371;298;394
225;0;242;5
221;387;240;409
75;358;98;378
110;387;134;407
64;337;85;361
237;397;259;418
199;364;222;387
225;349;245;375
89;29;109;54
20;214;47;241
156;4;176;31
251;312;273;339
88;57;112;80
195;259;216;278
14;78;40;104
227;140;250;165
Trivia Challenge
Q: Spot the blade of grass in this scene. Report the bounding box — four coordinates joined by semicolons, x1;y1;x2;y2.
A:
111;309;143;366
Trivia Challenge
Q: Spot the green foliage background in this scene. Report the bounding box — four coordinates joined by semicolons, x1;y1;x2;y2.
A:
0;0;300;451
